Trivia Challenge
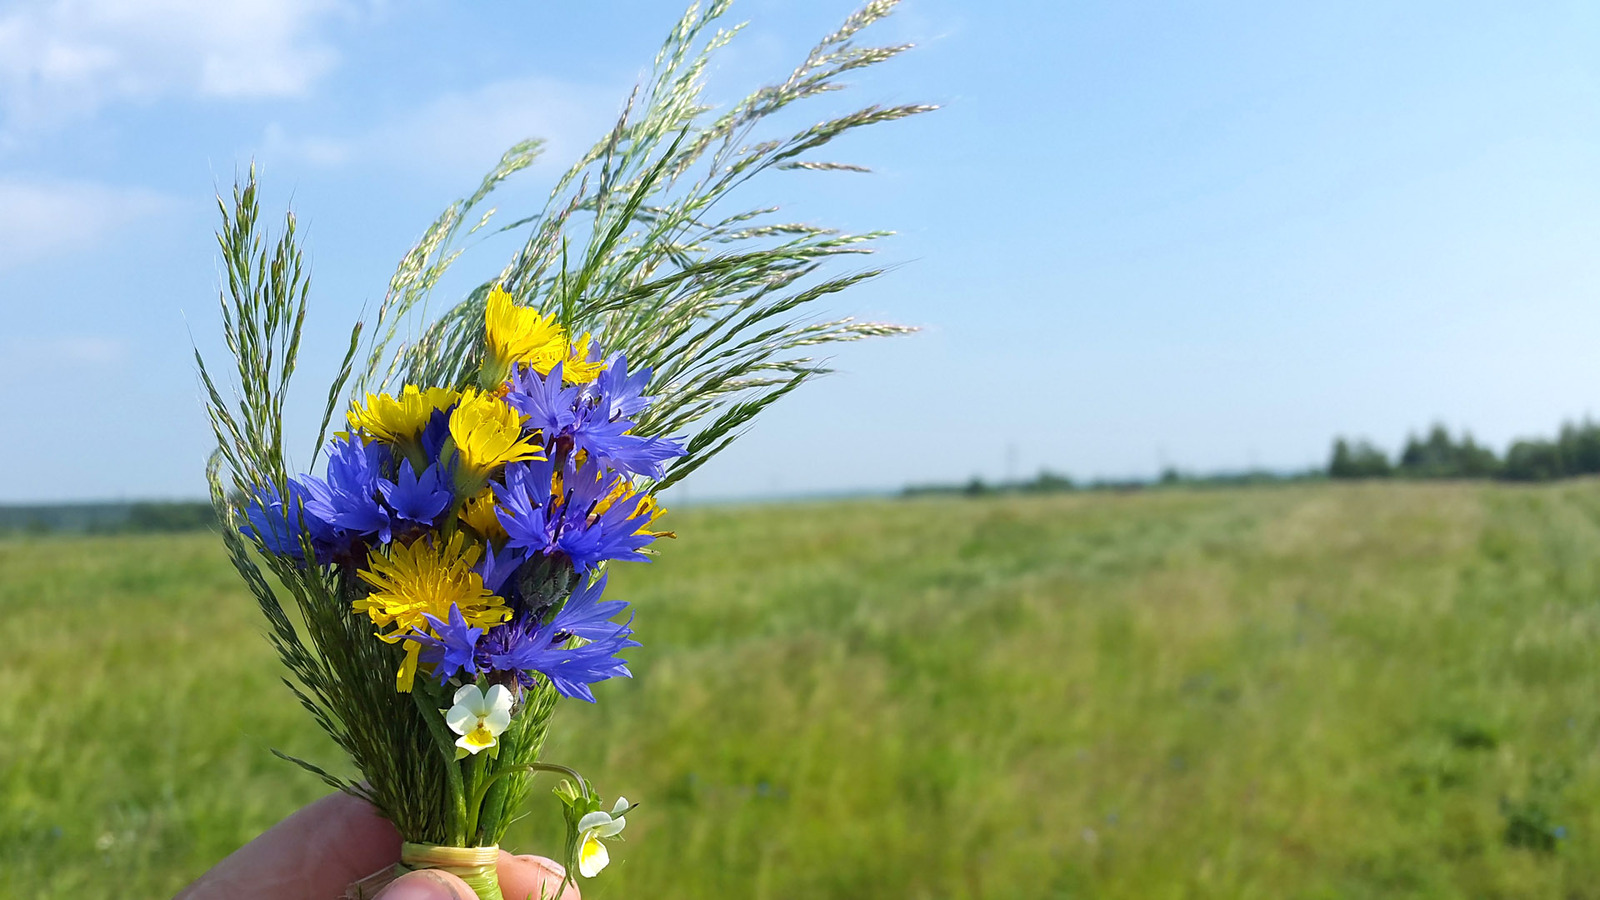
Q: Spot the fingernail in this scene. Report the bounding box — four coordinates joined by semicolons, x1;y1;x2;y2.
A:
375;870;469;900
523;855;566;879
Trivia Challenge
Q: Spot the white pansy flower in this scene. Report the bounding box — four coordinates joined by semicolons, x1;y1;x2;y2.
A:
577;797;632;877
445;683;513;755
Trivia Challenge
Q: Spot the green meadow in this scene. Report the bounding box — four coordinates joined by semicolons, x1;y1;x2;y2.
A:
5;482;1600;898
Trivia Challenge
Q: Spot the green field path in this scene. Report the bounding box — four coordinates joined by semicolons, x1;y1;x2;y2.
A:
4;482;1600;898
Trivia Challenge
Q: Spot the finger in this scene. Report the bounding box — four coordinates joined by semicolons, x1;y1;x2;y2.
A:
375;870;478;900
176;792;401;900
496;852;579;900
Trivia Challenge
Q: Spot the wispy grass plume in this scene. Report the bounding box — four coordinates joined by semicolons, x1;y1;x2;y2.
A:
369;0;932;489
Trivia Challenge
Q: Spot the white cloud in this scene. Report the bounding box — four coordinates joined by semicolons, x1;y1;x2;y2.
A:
261;123;354;167
0;0;345;135
264;76;623;176
0;178;173;270
1;335;129;367
48;335;129;365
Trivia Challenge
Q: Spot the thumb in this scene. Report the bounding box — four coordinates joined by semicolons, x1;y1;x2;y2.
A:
373;870;478;900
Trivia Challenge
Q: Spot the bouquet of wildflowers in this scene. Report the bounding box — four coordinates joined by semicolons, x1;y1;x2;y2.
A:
198;1;929;896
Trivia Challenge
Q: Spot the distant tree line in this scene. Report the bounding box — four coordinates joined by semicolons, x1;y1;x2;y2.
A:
0;502;216;536
903;471;1079;498
1330;421;1600;482
903;465;1321;498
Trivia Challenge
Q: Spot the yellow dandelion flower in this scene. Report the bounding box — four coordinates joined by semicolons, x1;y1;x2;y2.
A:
446;388;544;493
347;385;460;445
458;486;506;540
354;532;510;692
483;285;567;383
561;333;606;385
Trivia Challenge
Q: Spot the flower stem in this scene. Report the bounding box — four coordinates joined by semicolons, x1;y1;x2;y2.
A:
463;749;491;840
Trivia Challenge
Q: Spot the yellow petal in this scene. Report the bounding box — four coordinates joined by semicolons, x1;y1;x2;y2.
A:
578;834;610;878
485;286;567;372
395;642;421;693
454;722;497;755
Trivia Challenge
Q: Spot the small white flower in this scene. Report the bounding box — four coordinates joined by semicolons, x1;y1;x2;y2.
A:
576;797;632;877
445;683;513;755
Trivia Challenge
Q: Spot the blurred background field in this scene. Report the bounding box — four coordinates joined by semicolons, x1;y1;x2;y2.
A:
5;482;1600;898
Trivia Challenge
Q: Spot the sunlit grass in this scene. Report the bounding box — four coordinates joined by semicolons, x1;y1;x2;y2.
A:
4;482;1600;897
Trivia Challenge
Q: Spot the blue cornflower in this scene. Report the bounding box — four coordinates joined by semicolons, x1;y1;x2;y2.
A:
593;353;653;420
420;407;454;467
301;435;393;542
494;457;559;549
502;355;686;479
406;604;485;685
380;459;452;529
478;573;639;701
571;418;685;480
241;480;326;560
581;352;686;477
504;363;578;438
518;625;638;702
551;572;630;641
475;543;524;595
495;459;657;573
559;463;656;571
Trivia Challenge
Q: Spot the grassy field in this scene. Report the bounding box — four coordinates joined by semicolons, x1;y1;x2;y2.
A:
4;481;1600;898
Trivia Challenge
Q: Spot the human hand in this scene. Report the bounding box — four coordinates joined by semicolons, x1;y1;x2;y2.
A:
176;792;577;900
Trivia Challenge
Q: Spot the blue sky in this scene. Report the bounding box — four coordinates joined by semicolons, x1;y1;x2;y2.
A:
2;1;1599;502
